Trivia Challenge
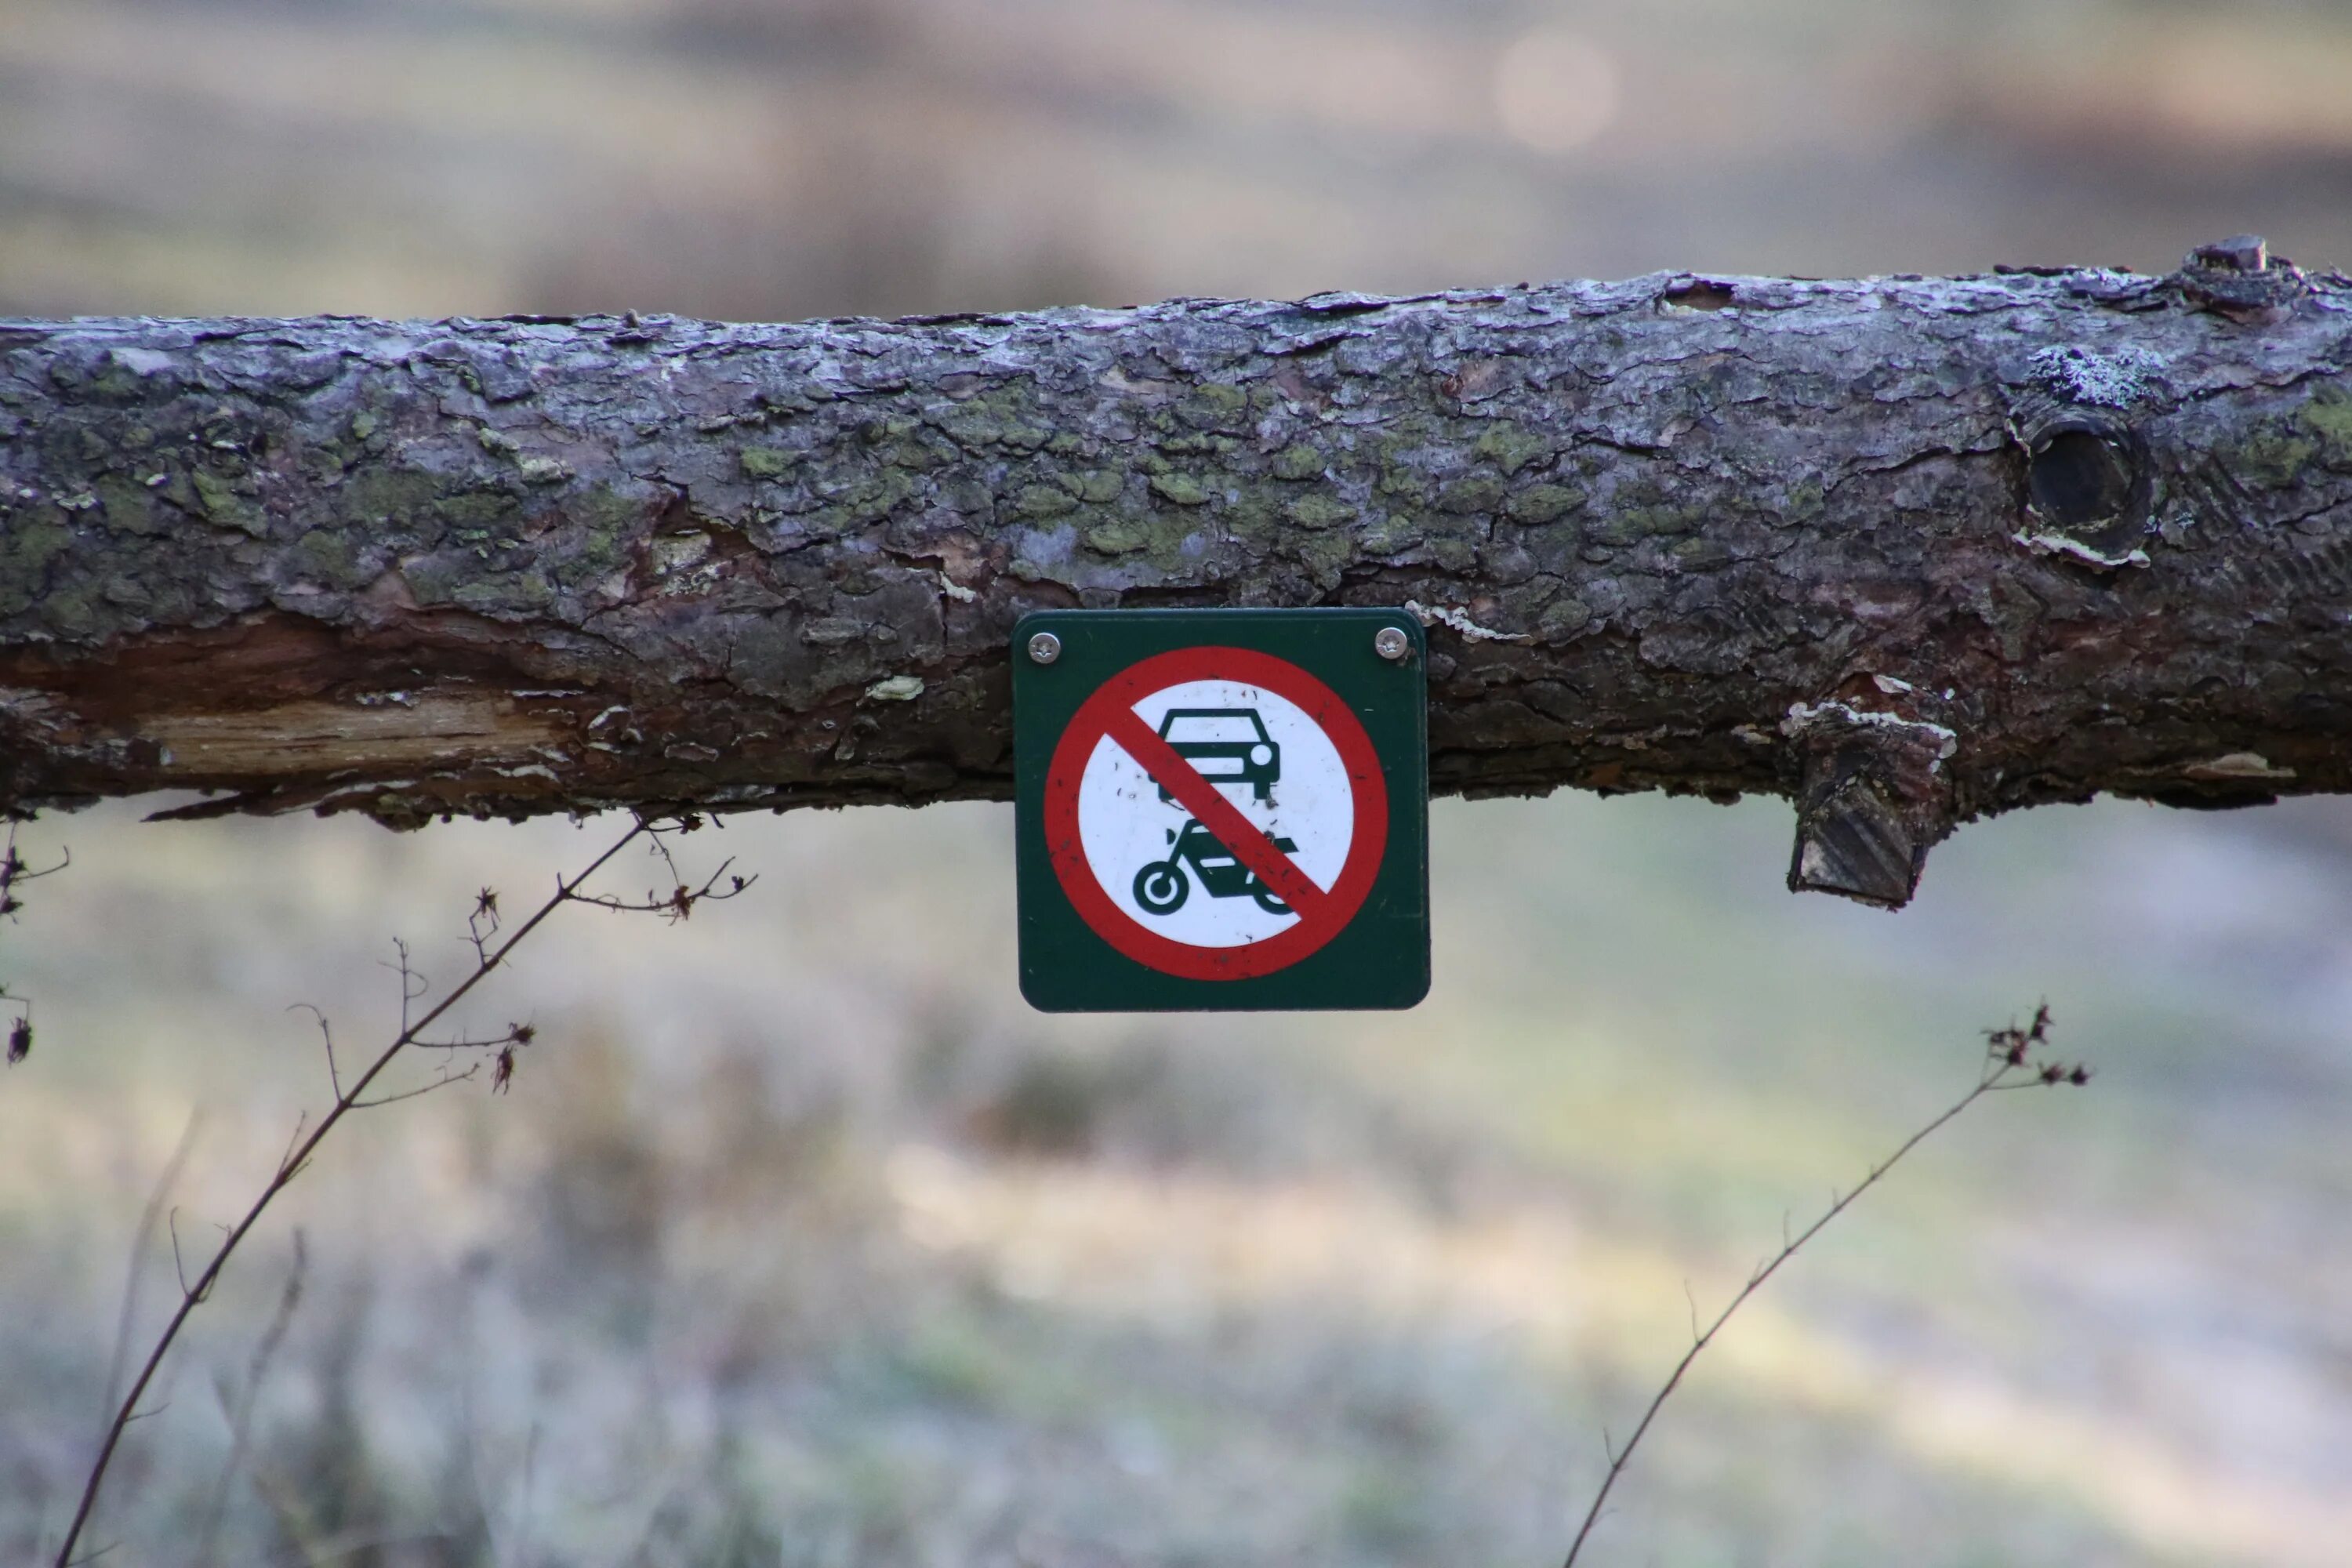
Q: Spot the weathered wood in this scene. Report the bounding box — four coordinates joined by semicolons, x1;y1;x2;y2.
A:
3;241;2348;906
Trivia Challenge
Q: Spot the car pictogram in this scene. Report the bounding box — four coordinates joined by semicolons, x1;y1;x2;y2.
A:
1154;707;1279;802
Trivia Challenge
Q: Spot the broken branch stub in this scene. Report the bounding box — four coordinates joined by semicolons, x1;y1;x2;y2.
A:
3;238;2350;907
1782;698;1958;909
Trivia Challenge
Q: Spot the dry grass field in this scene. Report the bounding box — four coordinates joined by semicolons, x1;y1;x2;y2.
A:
6;794;2352;1565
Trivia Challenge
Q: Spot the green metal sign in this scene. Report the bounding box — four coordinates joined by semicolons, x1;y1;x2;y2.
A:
1013;608;1429;1012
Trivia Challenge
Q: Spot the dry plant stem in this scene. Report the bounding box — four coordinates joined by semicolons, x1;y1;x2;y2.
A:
1559;1018;2083;1568
3;822;73;1062
96;1110;201;1439
0;821;71;920
193;1229;307;1568
52;820;653;1568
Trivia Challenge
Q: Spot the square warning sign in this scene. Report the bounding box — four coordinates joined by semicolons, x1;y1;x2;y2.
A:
1012;608;1430;1012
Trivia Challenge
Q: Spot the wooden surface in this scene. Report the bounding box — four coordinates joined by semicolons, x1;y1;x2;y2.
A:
4;246;2348;904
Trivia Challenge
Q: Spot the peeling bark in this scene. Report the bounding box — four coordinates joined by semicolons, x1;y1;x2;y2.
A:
3;241;2349;906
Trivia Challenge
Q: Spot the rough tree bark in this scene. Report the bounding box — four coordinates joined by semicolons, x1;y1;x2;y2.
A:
2;238;2347;906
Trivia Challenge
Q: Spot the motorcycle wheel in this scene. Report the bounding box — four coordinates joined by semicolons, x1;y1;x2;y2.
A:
1133;861;1189;915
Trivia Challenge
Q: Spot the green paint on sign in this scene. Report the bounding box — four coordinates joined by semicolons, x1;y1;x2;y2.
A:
1013;608;1430;1012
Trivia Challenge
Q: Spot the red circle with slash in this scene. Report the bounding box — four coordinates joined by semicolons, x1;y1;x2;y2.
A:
1042;645;1388;981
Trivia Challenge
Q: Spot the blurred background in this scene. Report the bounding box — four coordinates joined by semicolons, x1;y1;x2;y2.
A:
4;1;2352;1563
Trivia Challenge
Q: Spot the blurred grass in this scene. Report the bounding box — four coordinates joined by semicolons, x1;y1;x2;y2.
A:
5;0;2352;1563
9;0;2352;321
5;792;2351;1564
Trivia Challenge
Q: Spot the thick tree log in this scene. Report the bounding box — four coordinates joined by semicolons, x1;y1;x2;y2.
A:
3;240;2349;906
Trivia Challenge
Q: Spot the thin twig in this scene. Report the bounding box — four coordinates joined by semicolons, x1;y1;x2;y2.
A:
564;855;753;920
0;820;71;915
1559;1007;2086;1567
405;1028;532;1052
288;1006;339;1101
167;1210;194;1299
1;823;71;1064
96;1112;202;1443
194;1230;307;1568
350;1063;481;1108
468;887;502;967
272;1112;310;1183
55;818;677;1566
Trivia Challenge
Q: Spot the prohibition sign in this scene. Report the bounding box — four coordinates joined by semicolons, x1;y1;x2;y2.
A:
1043;645;1389;982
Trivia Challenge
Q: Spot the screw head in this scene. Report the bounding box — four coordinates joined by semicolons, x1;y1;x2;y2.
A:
1374;626;1410;661
1026;630;1062;665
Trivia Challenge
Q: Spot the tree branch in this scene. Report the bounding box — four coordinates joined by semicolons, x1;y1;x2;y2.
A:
50;818;670;1566
1559;1005;2089;1565
4;241;2348;903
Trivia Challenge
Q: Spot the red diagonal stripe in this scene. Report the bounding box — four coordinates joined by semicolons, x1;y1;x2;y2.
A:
1104;707;1330;918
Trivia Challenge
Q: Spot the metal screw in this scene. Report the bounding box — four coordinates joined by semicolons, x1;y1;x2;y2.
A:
1374;626;1410;661
1026;630;1062;665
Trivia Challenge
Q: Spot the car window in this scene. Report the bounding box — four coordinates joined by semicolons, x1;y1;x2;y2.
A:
1162;713;1262;745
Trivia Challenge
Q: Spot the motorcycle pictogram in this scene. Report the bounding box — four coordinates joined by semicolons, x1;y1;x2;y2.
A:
1132;818;1301;917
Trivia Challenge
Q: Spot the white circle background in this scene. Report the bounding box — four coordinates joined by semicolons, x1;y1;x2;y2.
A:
1076;677;1356;949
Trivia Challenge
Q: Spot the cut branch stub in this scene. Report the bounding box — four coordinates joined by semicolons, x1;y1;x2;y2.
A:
2176;234;2310;325
2012;401;2154;569
2009;335;2162;570
4;238;2351;909
1782;699;1958;909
